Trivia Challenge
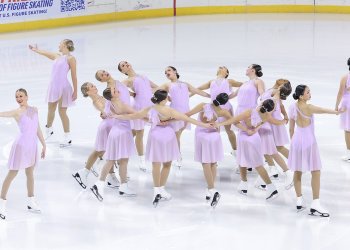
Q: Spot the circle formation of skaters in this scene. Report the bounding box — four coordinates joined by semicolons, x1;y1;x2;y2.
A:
1;39;349;220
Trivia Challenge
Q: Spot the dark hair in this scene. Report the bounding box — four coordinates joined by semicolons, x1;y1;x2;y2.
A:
118;61;128;76
63;39;74;52
260;99;274;113
252;64;263;77
81;82;90;97
103;88;112;101
213;93;229;106
167;66;180;79
151;89;168;104
95;70;102;81
16;88;28;96
279;81;292;100
292;85;307;100
347;58;350;71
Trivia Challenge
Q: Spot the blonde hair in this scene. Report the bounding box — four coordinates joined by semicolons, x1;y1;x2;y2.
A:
81;82;90;97
95;70;102;81
63;39;75;52
274;79;289;88
16;88;28;96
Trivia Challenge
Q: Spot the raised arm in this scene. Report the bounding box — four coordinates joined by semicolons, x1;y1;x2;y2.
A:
186;103;205;117
335;75;347;110
28;44;59;60
187;83;210;98
228;79;243;88
149;80;159;89
67;56;78;101
308;104;344;115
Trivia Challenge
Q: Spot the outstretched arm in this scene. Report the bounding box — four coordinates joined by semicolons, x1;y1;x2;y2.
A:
229;89;239;99
0;109;19;118
309;104;344;115
335;76;347;110
149;80;159;89
169;108;211;128
228;79;243;88
187;83;210;98
28;44;59;60
186;103;205;117
112;107;150;120
266;113;287;125
68;56;78;101
217;109;250;127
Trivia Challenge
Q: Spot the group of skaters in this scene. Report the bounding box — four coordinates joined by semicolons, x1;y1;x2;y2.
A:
1;39;350;220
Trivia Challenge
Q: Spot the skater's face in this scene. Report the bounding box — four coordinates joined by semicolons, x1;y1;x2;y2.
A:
87;83;98;95
58;41;67;52
217;66;229;78
165;67;176;80
15;90;28;106
111;87;120;98
246;65;254;76
118;61;131;74
96;70;110;82
300;87;311;101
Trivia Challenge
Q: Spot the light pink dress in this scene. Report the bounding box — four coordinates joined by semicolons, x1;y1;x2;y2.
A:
340;74;350;131
8;107;39;170
145;108;180;162
236;79;259;116
288;103;322;172
47;55;74;107
194;104;224;163
169;81;191;132
131;75;153;130
236;109;264;168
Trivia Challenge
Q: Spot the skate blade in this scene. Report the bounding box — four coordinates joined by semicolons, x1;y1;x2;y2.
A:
139;167;147;172
0;214;5;220
119;192;137;197
255;185;266;191
153;194;161;208
160;196;172;201
205;196;211;203
27;207;41;214
72;174;87;189
285;182;294;190
309;209;330;217
90;187;103;202
296;206;306;213
238;190;248;196
106;183;119;189
45;132;54;141
211;193;221;209
266;191;279;201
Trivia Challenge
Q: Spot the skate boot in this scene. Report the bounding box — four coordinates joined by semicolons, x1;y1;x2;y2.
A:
235;167;240;174
152;187;162;207
119;183;137;197
0;199;6;220
175;157;182;169
90;166;99;177
254;176;266;190
138;155;147;172
91;181;104;202
209;189;220;208
106;173;120;188
237;180;248;195
284;170;294;190
266;184;279;201
205;189;211;202
59;133;72;148
45;125;54;140
296;196;306;212
341;150;350;162
309;199;330;217
160;186;172;201
268;165;279;180
27;197;41;213
72;168;89;189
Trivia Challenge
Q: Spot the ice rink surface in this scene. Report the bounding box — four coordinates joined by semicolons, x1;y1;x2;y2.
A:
0;13;350;250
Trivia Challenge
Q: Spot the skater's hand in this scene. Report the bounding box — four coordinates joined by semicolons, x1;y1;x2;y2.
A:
41;146;46;159
29;44;38;52
100;112;107;119
246;129;257;136
336;108;346;115
72;91;77;101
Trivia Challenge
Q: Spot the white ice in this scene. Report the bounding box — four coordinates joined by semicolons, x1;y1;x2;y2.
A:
0;13;350;250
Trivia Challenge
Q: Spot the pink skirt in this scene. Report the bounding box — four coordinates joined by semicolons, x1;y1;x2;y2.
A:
259;123;278;155
194;127;224;163
237;131;264;168
94;119;114;152
340;97;350;131
270;124;289;146
47;81;74;108
288;127;322;172
146;125;179;162
8;135;38;170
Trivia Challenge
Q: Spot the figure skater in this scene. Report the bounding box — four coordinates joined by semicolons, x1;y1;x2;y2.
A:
29;39;77;147
0;89;46;220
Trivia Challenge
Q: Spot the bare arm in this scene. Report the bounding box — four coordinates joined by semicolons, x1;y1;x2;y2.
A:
229;89;239;99
217;109;251;127
280;102;288;121
289;118;295;139
149;80;158;89
228;79;243;88
37;123;46;159
308;104;343;115
186;103;205;117
187;83;210;98
256;79;265;96
335;76;347;110
67;56;78;101
266;114;287;125
112;107;150;120
0;109;19;118
28;44;59;60
197;81;211;91
168;107;211;128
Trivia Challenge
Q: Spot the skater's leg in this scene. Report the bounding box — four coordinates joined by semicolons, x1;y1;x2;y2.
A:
294;171;303;197
1;170;18;199
25;166;35;197
160;162;171;187
224;125;237;151
311;170;320;200
47;102;58;128
276;146;289;158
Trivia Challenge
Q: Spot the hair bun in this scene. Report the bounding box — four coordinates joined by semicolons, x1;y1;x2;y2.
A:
347;57;350;66
292;93;298;100
151;97;157;104
213;99;220;106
